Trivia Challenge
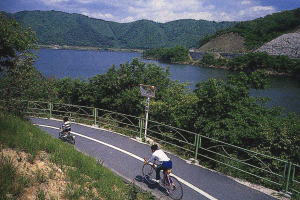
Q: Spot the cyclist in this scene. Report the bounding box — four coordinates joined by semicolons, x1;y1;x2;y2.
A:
144;144;172;183
61;116;71;137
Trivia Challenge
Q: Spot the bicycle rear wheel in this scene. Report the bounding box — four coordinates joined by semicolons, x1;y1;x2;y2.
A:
165;175;183;200
142;164;157;185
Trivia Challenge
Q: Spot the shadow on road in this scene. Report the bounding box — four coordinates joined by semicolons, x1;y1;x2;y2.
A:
135;175;169;195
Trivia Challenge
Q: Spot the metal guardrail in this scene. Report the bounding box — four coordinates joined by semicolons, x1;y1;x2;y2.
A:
1;100;299;196
291;164;300;196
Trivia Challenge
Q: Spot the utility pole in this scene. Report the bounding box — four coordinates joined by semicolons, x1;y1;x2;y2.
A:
144;97;150;139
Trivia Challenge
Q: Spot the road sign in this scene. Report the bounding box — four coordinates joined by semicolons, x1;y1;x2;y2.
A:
140;84;156;98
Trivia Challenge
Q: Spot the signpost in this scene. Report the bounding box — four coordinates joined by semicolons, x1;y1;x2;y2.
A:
139;84;156;140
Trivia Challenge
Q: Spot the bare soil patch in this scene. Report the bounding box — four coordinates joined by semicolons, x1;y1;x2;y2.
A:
198;32;247;53
1;148;102;200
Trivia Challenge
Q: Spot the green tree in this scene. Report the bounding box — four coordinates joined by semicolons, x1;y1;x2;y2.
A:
0;13;36;71
193;78;281;149
151;82;198;129
54;78;92;105
0;13;54;114
88;59;172;115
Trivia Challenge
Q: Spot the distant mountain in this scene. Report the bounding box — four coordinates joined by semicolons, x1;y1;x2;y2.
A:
198;8;300;52
5;10;236;49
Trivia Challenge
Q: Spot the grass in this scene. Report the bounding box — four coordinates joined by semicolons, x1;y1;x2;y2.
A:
37;189;46;200
35;169;48;184
0;112;154;200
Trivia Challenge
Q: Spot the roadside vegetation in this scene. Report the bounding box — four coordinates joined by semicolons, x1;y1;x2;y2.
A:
199;8;300;50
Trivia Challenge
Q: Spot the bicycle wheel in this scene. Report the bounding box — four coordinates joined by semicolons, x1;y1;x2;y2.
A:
165;175;183;200
69;136;75;145
142;164;157;185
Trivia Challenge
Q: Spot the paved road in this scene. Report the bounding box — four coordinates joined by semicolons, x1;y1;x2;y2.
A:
32;118;277;200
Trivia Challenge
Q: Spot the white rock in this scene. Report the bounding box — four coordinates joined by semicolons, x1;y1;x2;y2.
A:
256;33;300;58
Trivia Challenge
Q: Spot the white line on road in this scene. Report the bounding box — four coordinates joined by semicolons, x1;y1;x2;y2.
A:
35;123;218;200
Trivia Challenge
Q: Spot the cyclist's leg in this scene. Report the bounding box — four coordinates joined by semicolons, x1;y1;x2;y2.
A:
62;130;67;137
156;164;163;180
162;161;173;185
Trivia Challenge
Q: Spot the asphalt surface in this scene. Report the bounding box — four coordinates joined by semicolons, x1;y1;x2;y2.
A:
31;118;277;200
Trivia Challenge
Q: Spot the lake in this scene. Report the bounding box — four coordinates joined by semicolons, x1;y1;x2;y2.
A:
34;48;300;113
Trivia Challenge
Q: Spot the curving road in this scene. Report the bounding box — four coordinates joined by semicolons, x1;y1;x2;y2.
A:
31;118;277;200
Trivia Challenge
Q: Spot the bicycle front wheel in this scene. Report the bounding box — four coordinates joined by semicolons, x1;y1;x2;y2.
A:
166;175;183;200
142;164;157;185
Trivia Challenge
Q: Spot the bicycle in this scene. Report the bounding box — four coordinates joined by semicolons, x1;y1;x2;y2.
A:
58;131;75;145
142;163;183;200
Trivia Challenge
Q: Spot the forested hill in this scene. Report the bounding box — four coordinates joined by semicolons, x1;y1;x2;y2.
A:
4;10;235;49
199;8;300;51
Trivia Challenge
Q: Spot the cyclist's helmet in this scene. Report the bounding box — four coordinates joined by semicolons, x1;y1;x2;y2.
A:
63;116;69;122
151;144;158;151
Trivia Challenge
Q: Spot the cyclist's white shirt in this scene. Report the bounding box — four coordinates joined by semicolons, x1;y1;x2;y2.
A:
148;149;170;165
61;121;71;131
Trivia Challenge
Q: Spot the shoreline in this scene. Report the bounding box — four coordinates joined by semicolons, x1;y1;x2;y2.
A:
38;45;294;78
37;44;144;53
143;56;293;77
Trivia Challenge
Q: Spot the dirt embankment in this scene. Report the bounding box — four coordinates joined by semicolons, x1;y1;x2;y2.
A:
1;148;101;200
198;32;247;53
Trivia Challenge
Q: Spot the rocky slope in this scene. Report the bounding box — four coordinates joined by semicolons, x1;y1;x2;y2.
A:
256;30;300;58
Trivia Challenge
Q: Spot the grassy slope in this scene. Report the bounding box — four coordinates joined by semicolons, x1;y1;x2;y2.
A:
0;113;154;200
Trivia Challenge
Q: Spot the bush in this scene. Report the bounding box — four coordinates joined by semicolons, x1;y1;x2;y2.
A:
226;52;300;75
143;46;190;63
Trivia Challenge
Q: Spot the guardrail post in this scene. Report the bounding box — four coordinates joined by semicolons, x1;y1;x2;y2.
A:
194;134;201;161
48;102;52;119
283;161;292;194
93;108;98;126
291;164;295;187
139;118;144;139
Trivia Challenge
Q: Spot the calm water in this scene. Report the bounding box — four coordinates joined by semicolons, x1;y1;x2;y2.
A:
34;48;300;113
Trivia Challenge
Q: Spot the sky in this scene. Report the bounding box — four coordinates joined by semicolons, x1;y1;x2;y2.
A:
0;0;300;23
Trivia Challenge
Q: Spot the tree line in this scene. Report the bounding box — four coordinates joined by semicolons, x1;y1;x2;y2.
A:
5;10;235;49
200;52;300;78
